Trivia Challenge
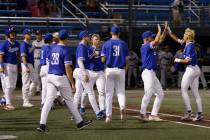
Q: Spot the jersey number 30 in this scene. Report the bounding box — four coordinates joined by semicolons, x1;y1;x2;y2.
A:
113;45;120;56
51;53;59;65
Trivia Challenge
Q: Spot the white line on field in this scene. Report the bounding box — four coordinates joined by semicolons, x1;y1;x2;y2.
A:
113;107;210;129
131;115;210;129
114;107;210;122
0;135;17;139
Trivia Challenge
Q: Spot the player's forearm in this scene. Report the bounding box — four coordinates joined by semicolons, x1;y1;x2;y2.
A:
153;30;161;46
159;28;167;44
174;58;190;64
78;59;88;75
65;65;75;86
0;54;4;69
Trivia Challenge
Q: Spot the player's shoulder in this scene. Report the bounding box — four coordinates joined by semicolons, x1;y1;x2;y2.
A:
1;40;9;46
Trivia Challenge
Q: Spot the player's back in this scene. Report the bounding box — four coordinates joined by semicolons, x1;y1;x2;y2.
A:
40;44;51;65
75;43;90;69
48;44;71;76
102;38;128;69
183;42;197;66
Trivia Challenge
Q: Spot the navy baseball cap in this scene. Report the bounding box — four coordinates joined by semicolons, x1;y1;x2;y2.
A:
142;31;153;39
78;30;91;39
5;26;16;36
111;25;120;33
59;29;69;40
23;29;32;35
44;33;53;41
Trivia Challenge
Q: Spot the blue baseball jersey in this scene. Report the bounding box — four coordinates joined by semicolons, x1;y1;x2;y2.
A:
0;40;19;64
20;41;34;64
141;43;158;70
183;42;197;66
89;46;105;71
48;44;72;76
75;43;90;69
101;38;128;68
40;44;51;65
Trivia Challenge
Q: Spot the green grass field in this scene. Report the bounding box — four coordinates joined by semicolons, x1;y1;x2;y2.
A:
0;89;210;140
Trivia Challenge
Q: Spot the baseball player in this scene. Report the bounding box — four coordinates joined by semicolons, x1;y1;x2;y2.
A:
101;25;129;123
73;30;105;120
139;23;167;122
20;29;37;107
168;27;203;121
52;31;65;105
37;30;92;132
80;34;106;115
0;27;20;110
40;33;53;107
32;30;44;95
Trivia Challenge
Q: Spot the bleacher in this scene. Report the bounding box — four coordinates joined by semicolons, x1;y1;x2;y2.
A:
0;2;31;17
0;0;209;38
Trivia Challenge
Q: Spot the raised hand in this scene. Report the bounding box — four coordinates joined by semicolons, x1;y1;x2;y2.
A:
164;21;168;30
167;25;172;34
157;24;161;32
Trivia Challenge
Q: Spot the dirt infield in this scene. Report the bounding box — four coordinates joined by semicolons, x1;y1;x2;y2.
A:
112;106;210;128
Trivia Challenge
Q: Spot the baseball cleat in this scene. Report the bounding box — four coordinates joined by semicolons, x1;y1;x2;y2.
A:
192;113;204;122
77;120;93;130
148;115;163;121
105;117;112;123
4;105;15;110
181;111;193;121
96;111;106;120
23;102;34;108
0;97;6;106
37;124;48;132
80;108;86;116
138;114;149;122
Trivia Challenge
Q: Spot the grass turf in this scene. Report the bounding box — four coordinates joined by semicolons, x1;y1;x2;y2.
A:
0;89;210;140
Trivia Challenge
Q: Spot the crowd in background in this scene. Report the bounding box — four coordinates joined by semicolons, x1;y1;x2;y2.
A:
17;0;61;17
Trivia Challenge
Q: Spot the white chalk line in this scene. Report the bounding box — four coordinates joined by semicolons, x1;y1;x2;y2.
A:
0;135;17;139
113;107;210;129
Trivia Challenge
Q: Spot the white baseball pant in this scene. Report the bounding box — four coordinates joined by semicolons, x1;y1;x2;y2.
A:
140;69;164;116
40;74;83;124
73;68;100;115
0;63;17;105
21;63;37;104
80;70;105;111
181;65;202;113
105;68;126;117
40;65;48;105
34;59;41;92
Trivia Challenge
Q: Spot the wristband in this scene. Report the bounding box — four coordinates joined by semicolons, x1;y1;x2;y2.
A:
174;58;181;63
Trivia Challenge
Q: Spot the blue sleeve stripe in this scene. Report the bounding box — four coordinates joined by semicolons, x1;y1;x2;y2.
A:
78;57;85;61
64;61;72;65
101;53;105;56
0;52;5;54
